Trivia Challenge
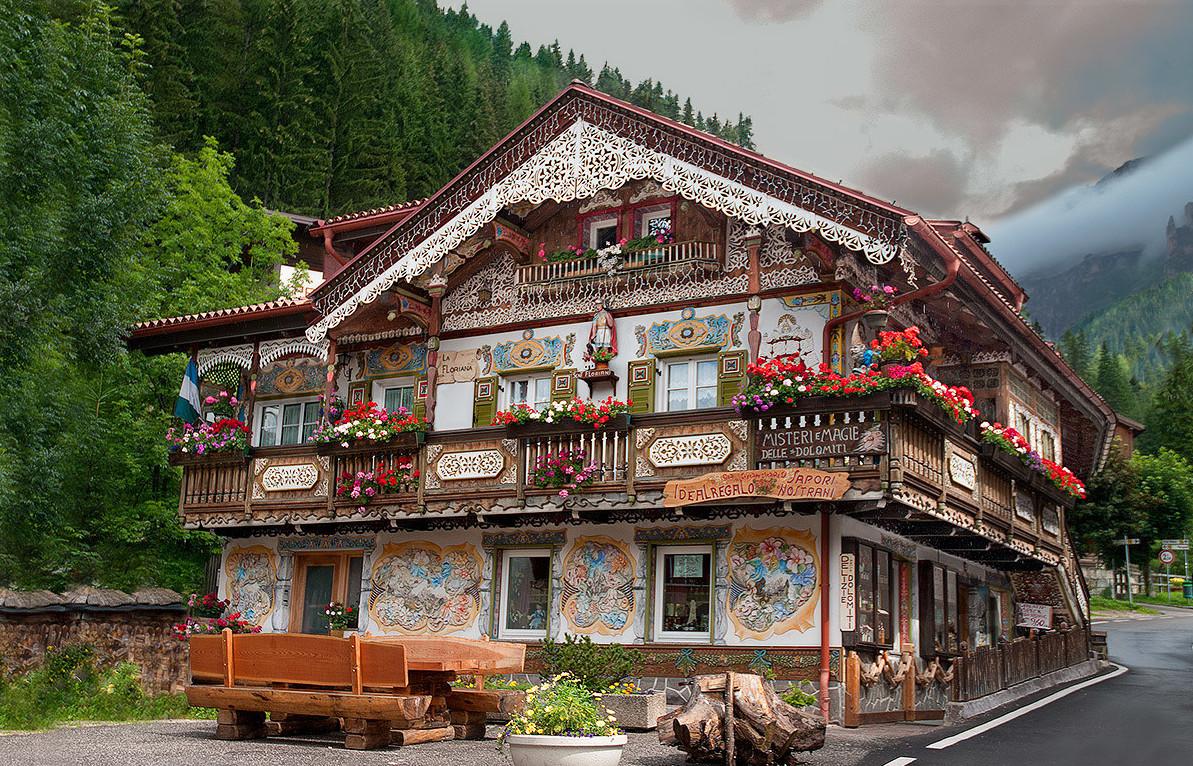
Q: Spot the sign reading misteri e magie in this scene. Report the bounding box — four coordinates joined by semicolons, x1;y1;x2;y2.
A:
662;467;851;507
756;422;885;462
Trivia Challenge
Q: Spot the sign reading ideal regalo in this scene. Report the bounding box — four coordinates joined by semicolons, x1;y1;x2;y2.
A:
840;553;856;632
662;467;851;507
1015;602;1054;630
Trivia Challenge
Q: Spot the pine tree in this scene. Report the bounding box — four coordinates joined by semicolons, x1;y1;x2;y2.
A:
1141;333;1193;457
1095;343;1135;415
1060;329;1094;382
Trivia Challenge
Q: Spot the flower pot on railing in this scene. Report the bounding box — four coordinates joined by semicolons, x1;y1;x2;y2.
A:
506;413;632;438
167;448;249;467
861;309;890;332
315;430;426;456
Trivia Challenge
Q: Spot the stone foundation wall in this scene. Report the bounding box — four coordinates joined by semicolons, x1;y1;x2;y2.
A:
0;608;187;695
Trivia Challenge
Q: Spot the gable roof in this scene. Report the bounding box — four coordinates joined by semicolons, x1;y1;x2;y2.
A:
306;82;915;341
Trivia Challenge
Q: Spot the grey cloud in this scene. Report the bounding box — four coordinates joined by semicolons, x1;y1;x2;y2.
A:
856;149;970;217
724;0;825;21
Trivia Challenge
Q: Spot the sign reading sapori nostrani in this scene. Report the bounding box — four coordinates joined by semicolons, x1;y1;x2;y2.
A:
756;422;885;462
663;467;851;507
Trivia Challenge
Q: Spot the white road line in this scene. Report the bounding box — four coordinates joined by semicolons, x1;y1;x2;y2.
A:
882;758;917;766
925;663;1130;750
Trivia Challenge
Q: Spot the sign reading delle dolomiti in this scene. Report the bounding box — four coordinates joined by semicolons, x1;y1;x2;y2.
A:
663;467;851;507
1015;602;1054;630
756;422;885;462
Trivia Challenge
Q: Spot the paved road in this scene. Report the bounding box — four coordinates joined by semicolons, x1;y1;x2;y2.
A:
859;606;1193;766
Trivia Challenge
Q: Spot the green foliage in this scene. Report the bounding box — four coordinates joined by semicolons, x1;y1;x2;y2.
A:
1088;595;1160;615
539;634;644;693
1140;332;1193;457
779;682;819;708
0;644;209;730
500;675;619;742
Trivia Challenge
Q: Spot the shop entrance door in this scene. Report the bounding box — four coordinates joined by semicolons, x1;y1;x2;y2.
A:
289;552;364;634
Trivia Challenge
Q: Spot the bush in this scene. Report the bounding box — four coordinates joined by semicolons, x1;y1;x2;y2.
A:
499;675;620;744
539;634;644;693
779;682;818;708
0;644;207;730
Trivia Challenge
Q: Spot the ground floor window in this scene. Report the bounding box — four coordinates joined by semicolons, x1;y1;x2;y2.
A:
499;549;551;639
919;562;960;655
290;552;364;634
653;545;712;642
843;539;895;648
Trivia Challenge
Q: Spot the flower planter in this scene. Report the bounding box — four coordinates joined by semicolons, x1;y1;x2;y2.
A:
506;413;631;438
167;449;248;467
505;734;627;766
315;430;426;455
861;309;890;332
594;690;667;730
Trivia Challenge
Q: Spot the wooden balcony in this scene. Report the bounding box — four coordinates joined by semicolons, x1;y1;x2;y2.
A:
514;240;722;286
172;392;1074;567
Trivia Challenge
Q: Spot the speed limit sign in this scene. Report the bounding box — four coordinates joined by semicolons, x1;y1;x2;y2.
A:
1160;549;1176;565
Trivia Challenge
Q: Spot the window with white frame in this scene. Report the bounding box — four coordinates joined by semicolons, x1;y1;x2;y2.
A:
256;398;321;446
588;215;619;250
507;375;552;410
641;208;672;238
662;357;718;411
373;377;415;414
499;549;551;639
653;545;712;642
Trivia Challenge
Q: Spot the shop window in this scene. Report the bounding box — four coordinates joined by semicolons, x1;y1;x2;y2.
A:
256;398;320;446
843;540;895;648
499;549;551;639
507;376;551;410
653;545;712;642
919;562;960;656
662;357;718;411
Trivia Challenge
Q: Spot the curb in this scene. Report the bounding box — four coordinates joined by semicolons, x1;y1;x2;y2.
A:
944;659;1103;723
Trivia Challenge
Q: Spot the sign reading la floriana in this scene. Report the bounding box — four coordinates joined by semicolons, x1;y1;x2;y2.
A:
663;467;851;507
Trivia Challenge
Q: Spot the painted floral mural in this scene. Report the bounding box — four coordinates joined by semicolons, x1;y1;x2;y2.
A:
560;536;634;635
369;542;482;634
224;545;276;626
728;527;819;638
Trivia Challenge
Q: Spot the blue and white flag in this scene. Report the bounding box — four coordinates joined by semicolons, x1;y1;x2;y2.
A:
174;359;202;423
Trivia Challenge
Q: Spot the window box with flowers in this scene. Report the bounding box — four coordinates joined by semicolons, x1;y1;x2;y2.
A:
312;400;428;455
530;448;600;499
334;457;419;510
980;422;1086;500
166;390;251;463
493;397;632;437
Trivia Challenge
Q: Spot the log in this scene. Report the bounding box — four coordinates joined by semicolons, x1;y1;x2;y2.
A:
658;673;825;765
265;713;341;736
214;710;266;740
343;718;392;750
446;688;527;715
392;725;455;746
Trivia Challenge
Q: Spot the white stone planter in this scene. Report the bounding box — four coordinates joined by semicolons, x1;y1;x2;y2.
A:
505;733;627;766
594;691;668;730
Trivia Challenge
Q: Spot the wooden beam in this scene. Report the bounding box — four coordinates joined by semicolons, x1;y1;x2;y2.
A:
445;688;526;715
185;685;431;722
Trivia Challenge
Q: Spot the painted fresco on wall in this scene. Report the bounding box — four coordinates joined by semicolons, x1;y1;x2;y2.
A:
369;542;482;634
256;358;324;396
365;341;428;376
728;527;819;639
647;308;730;355
492;330;564;372
224;545;277;626
560;536;635;635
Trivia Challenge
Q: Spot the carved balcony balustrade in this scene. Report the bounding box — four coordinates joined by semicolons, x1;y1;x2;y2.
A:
514;240;722;288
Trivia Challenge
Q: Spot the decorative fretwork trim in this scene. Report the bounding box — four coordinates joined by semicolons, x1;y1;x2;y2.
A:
197;344;254;376
258;337;329;367
307;120;903;342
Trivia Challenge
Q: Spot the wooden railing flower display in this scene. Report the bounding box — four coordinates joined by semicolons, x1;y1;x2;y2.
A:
530;448;599;498
187;592;230;619
981;422;1086;499
493;396;632;430
171;611;262;640
166;417;250;457
312;400;428;449
733;352;977;425
335;458;418;508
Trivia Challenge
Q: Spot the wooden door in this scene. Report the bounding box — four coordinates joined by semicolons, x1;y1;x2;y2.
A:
289;552;365;634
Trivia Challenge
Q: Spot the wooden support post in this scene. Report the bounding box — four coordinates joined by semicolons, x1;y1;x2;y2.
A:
902;646;917;721
724;671;735;766
222;628;235;687
350;633;363;695
343;718;392;750
843;652;861;728
216;709;266;740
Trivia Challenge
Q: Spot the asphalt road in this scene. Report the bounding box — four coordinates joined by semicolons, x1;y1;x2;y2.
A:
859;606;1193;766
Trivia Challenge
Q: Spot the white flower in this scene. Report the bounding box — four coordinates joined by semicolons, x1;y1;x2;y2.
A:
782;378;793;387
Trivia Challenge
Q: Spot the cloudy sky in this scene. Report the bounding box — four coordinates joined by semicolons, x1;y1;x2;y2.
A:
447;0;1193;270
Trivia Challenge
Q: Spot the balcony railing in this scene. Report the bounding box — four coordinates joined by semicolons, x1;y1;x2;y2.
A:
514;240;722;286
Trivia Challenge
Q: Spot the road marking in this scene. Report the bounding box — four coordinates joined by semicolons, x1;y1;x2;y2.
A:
925;663;1129;750
881;758;917;766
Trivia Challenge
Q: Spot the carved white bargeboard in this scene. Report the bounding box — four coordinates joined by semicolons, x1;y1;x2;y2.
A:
648;433;733;469
437;450;505;481
260;463;321;492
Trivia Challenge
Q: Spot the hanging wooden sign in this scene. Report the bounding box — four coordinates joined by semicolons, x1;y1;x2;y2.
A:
840;553;856;632
662;467;851;507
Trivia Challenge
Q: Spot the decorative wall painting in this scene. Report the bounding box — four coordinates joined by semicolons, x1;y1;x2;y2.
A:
365;341;428;376
728;527;819;638
492;330;565;372
223;545;277;626
256;358;324;396
369;542;482;634
559;536;635;635
647;308;730;355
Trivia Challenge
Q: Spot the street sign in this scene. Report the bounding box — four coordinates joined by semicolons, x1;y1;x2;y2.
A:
1162;543;1190;551
1160;539;1189;545
1121;538;1141;545
1160;549;1176;565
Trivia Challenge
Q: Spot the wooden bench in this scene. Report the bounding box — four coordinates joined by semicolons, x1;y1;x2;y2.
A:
186;630;431;750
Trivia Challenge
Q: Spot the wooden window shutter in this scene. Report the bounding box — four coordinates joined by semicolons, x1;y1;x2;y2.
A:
473;376;498;427
717;350;747;406
627;358;656;414
412;374;428;420
551;368;577;403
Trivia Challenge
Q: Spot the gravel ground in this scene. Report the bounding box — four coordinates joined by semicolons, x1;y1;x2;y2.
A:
0;719;936;766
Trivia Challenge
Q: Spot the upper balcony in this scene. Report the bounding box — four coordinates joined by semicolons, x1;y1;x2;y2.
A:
171;390;1074;570
514;240;723;287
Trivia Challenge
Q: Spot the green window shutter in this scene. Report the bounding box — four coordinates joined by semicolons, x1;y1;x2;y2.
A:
413;374;428;420
551;368;577;402
473;376;498;427
627;358;656;414
718;350;747;406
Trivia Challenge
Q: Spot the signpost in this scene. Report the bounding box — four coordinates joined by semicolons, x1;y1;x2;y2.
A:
1119;537;1139;605
1160;540;1190;600
1160;549;1176;600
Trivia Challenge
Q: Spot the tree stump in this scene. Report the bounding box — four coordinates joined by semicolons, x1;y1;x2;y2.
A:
657;674;825;765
